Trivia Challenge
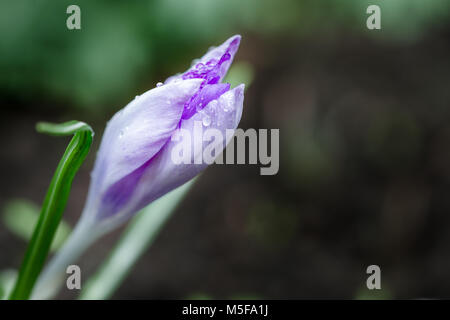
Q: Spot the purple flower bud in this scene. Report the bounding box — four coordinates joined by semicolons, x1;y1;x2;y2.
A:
83;35;244;230
32;36;244;299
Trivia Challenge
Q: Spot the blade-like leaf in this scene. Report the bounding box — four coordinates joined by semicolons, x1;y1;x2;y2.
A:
2;199;71;252
36;120;93;137
9;120;93;300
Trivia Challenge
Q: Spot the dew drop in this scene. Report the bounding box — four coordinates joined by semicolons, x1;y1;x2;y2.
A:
119;130;124;138
156;82;163;87
223;101;234;112
202;114;211;127
190;58;200;67
209;100;218;109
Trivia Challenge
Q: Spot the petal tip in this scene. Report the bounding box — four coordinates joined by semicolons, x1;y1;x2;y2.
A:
228;34;241;46
234;83;245;92
224;34;241;57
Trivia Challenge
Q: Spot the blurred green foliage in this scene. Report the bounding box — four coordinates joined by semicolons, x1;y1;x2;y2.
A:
365;109;422;172
2;199;71;252
1;0;448;113
223;62;254;91
247;201;299;249
355;285;393;300
0;269;17;300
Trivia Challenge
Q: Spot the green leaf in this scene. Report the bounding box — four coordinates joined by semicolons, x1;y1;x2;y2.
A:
79;179;196;300
0;270;17;300
35;120;93;136
2;199;72;252
9;120;93;300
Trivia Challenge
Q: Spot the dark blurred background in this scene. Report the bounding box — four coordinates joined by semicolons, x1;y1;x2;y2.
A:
1;0;450;299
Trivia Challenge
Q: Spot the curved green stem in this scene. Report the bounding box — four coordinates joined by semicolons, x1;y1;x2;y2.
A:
9;121;93;300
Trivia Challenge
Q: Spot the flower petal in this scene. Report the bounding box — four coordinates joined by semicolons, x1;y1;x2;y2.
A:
165;35;241;85
181;83;230;119
107;84;245;224
90;79;204;199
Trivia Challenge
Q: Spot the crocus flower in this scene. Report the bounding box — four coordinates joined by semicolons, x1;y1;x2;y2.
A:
89;34;243;229
32;35;244;299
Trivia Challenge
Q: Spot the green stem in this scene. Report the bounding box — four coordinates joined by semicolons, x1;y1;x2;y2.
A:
79;179;195;299
9;121;93;300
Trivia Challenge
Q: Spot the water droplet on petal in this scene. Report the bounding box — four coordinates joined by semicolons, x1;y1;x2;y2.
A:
135;95;140;99
223;101;234;112
208;101;218;121
119;130;124;138
209;100;218;110
191;58;200;67
156;82;163;87
202;114;211;127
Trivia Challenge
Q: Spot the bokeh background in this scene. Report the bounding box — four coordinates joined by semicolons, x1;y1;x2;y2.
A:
1;0;450;299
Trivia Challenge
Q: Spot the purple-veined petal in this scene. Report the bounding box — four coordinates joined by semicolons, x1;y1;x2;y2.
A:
103;84;245;225
84;36;243;225
165;35;241;85
85;78;203;218
181;83;230;119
